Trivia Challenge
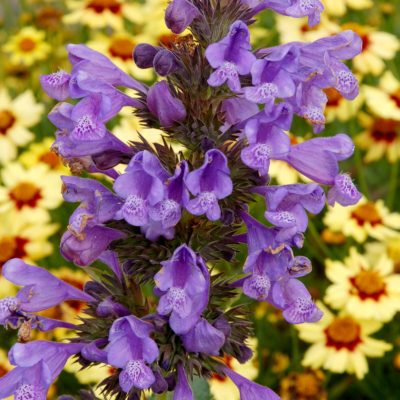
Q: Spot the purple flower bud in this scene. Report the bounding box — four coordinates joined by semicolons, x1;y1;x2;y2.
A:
147;81;187;127
40;70;71;101
173;364;193;400
165;0;201;34
134;44;160;69
153;49;181;76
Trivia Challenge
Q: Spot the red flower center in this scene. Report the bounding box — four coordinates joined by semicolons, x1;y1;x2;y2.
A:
350;202;382;227
9;182;42;210
86;0;121;14
109;38;135;61
0;110;16;134
325;317;361;351
350;270;386;301
370;119;399;144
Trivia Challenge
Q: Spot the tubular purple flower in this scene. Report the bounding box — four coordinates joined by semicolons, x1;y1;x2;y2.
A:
165;0;201;34
185;149;232;221
147;81;187;127
173;364;193;400
40;70;71;101
206;21;256;92
327;173;362;206
154;245;209;335
106;316;159;392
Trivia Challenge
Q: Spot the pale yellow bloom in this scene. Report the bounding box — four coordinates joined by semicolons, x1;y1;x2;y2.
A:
209;338;259;400
0;162;63;220
343;24;399;76
64;0;138;30
365;238;400;273
325;247;400;322
323;197;400;243
297;302;392;379
355;112;400;163
363;71;400;121
0;88;43;164
322;0;372;17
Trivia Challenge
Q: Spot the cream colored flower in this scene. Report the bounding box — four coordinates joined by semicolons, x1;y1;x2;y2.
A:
209;338;259;400
0;211;58;268
343;24;399;76
323;197;400;243
325;247;400;322
3;27;50;66
63;0;138;30
19;138;69;174
363;71;400;121
322;0;372;17
365;238;400;273
0;162;63;220
0;88;43;164
87;32;153;81
355;112;400;163
297;302;392;379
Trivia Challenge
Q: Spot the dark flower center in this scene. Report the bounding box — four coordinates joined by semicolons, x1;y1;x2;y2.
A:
351;270;386;300
0;110;16;134
9;182;42;210
325;88;343;107
86;0;121;14
390;90;400;109
325;317;361;350
109;38;135;61
18;38;37;52
370;119;399;144
295;372;321;397
39;150;62;169
350;202;382;226
0;236;28;267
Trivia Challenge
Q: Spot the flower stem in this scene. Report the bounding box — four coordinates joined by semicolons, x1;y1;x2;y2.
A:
387;159;399;209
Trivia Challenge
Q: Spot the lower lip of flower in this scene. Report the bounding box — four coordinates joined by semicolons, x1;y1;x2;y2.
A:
325;316;362;351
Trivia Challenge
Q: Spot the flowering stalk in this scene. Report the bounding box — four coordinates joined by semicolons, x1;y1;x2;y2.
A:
0;0;362;398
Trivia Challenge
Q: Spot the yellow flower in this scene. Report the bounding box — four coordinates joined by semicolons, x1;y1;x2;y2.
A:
322;0;372;17
355;112;400;163
63;0;138;30
365;238;400;273
2;26;50;67
209;338;259;400
0;211;58;268
19;138;69;173
0;162;63;220
276;15;339;44
0;88;43;164
325;247;400;322
363;71;400;121
324;87;364;123
343;24;399;76
323;197;400;243
280;369;327;400
87;32;153;81
296;302;392;379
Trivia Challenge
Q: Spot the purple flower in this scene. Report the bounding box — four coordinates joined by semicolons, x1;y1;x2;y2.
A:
256;183;326;241
114;151;168;227
40;70;71;101
223;367;280;400
154;245;209;335
134;44;160;69
220;97;259;132
0;341;83;399
106;315;159;392
0;259;93;325
165;0;201;34
147;81;187;127
185;149;233;221
206;21;256;92
153;49;181;76
327;173;362;206
173;364;193;400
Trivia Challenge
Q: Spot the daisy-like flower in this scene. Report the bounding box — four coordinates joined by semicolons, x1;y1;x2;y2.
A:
325;247;400;322
19;138;69;174
365;238;400;273
342;23;400;76
0;162;63;220
0;212;58;268
2;26;50;67
276;15;339;44
322;0;372;17
280;369;327;400
63;0;138;30
0;88;43;164
209;338;258;400
363;71;400;121
324;87;364;123
323;197;400;243
88;32;153;81
355;112;400;163
296;302;392;379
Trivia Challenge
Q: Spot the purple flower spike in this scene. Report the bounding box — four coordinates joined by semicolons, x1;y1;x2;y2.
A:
165;0;201;34
114;151;168;227
40;70;71;101
223;367;280;400
0;341;83;400
0;259;93;325
185;149;232;221
327;173;361;206
206;21;256;92
147;81;187;127
106;315;159;392
173;364;193;400
154;245;209;335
